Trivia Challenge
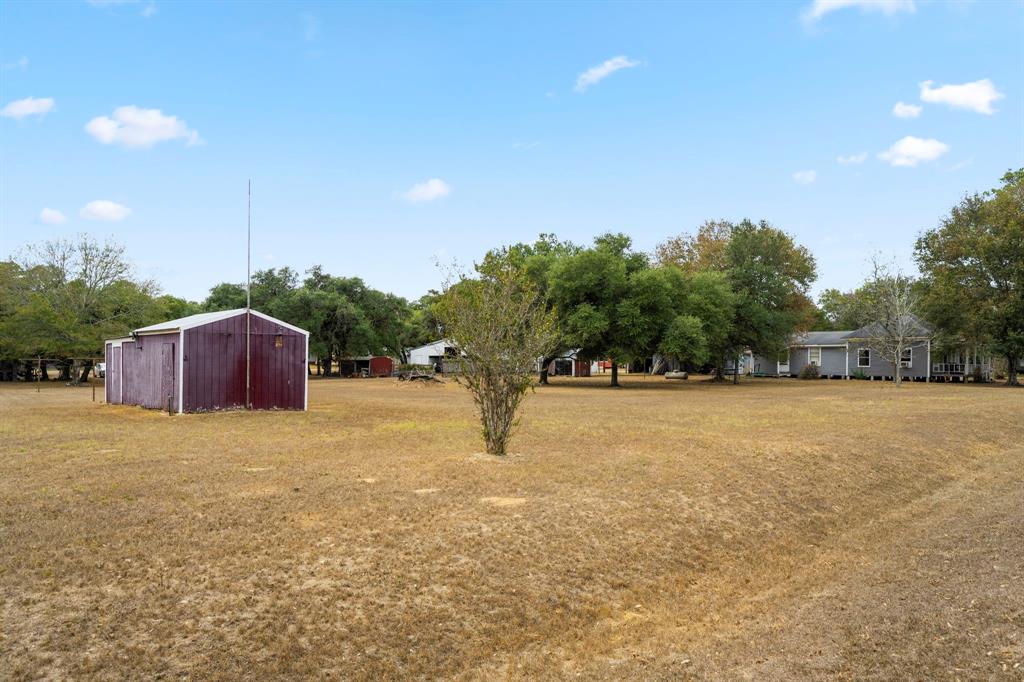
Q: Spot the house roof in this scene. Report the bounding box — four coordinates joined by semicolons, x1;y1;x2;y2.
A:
131;309;309;336
790;315;933;347
792;330;853;346
406;339;451;354
848;314;932;340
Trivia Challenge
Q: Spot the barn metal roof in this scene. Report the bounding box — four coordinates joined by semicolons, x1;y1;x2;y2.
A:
132;309;309;336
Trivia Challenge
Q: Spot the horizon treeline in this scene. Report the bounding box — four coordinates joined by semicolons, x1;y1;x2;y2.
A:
2;169;1020;383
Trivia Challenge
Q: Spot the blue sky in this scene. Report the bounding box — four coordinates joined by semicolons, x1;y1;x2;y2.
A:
2;0;1022;303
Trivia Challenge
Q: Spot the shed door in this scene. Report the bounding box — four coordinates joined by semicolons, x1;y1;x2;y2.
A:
110;346;123;404
161;343;175;412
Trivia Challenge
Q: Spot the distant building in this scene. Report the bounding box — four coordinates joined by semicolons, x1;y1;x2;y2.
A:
406;339;458;367
105;309;309;413
751;319;991;381
338;356;395;378
542;350;592;377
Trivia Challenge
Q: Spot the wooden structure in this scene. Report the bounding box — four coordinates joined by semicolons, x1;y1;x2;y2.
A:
105;309;308;413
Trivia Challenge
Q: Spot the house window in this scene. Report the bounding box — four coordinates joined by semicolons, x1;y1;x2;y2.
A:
808;347;821;366
857;348;870;367
778;350;790;365
900;347;912;368
274;334;284;348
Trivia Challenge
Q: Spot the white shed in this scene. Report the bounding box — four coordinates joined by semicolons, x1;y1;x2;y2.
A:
406;339;457;367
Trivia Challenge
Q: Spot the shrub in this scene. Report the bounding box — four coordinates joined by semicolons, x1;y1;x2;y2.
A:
852;369;867;380
799;364;820;380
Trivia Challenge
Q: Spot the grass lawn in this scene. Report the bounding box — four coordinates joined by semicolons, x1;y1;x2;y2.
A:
1;376;1022;679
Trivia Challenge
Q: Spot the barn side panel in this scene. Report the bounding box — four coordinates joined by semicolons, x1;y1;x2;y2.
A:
105;343;112;403
120;333;177;409
250;314;306;410
108;345;123;404
183;314;246;412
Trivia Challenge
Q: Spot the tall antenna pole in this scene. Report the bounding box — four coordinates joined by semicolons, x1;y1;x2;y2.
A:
246;179;251;410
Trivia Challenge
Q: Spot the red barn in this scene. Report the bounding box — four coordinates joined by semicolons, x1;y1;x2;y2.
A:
105;309;308;413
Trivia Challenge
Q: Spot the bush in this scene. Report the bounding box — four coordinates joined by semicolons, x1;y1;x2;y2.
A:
852;369;867;380
799;364;820;380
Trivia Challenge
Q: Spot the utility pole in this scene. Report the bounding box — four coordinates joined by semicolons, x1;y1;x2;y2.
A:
246;179;251;410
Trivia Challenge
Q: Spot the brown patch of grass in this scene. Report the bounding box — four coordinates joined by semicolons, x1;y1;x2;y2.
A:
0;376;1021;679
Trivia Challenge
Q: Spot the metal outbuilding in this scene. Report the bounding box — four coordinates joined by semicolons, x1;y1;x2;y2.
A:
105;309;308;413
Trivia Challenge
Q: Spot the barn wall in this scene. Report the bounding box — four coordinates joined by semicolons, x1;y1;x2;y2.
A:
249;314;306;410
369;356;394;377
183;313;306;412
121;333;177;409
182;314;246;412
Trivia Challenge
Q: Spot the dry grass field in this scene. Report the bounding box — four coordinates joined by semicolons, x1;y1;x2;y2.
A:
1;376;1022;680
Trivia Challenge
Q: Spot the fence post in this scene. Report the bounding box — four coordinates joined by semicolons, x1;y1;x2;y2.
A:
93;385;96;402
167;395;173;416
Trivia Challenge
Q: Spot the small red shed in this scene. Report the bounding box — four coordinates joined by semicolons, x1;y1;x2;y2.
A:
105;309;309;413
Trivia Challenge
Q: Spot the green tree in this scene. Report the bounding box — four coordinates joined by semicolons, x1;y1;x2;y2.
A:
722;221;817;381
480;234;579;384
658;220;816;380
10;236;162;381
916;170;1024;385
435;256;557;455
549;234;634;386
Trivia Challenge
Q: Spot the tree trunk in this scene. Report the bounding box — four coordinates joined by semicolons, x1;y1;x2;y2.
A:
892;354;902;386
322;352;332;377
712;355;726;382
610;362;619;387
1008;354;1019;386
78;362;92;383
58;359;72;381
538;356;553;385
732;354;740;384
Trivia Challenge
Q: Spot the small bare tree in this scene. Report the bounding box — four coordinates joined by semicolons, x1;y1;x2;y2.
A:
436;259;557;456
861;257;926;386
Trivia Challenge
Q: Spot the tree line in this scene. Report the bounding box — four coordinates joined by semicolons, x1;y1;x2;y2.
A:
2;169;1019;385
0;239;439;380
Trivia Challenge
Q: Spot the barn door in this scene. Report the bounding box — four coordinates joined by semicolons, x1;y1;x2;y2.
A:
111;347;123;404
161;343;175;412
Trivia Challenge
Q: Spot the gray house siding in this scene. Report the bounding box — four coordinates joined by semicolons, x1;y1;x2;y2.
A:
751;354;781;376
847;339;929;379
789;346;847;377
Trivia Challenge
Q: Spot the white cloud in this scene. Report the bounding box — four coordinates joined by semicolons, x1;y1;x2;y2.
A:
892;101;922;118
837;152;868;164
400;178;451;203
85;106;201;148
793;170;817;184
574;55;640;93
803;0;915;23
39;208;67;225
141;2;157;18
1;96;55;119
919;79;1004;115
878;136;949;167
1;56;29;71
80;200;132;221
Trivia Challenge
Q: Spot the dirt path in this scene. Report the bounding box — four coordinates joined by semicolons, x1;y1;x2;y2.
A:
572;446;1024;680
